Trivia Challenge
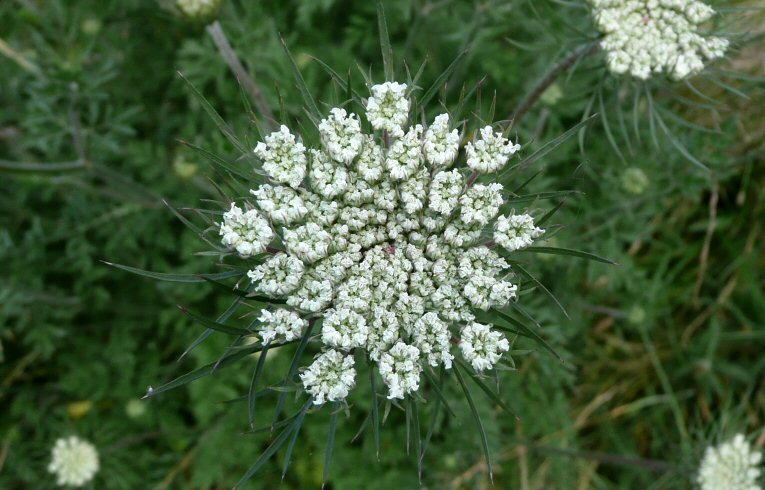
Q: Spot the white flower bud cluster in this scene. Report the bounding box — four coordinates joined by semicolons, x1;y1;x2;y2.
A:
590;0;729;80
459;322;510;371
494;214;545;252
48;436;100;487
257;309;308;344
299;349;356;405
176;0;222;22
220;82;547;405
697;434;762;490
219;203;273;257
466;126;521;173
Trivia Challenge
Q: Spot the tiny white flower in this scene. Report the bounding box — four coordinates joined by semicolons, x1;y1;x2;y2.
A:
356;135;385;183
411;312;454;368
378;341;422;399
429;169;464;216
365;82;410;137
697;433;762;490
466;126;520;173
459;322;510;371
319;108;364;164
219;203;273;257
248;253;305;296
258;308;308;344
321;308;369;350
48;436;99;487
251;184;308;225
309;149;349;198
283;222;332;264
423;113;460;167
385;124;423;181
301;349;356;405
494;213;544;252
253;125;307;188
459;183;504;226
590;0;729;80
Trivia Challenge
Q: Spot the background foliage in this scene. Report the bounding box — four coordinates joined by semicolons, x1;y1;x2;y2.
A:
1;0;763;488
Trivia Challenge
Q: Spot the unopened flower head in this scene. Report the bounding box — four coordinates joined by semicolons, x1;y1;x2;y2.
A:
494;213;544;252
590;0;729;80
217;81;548;405
48;436;99;487
697;434;762;490
176;0;223;23
219;203;273;257
365;82;410;137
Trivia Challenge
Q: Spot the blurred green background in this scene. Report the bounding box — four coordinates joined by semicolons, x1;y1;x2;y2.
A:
1;0;763;488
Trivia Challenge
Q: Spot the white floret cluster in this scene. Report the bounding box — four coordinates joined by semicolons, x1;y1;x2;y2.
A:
48;436;100;487
176;0;222;22
219;203;273;258
697;434;762;490
223;82;547;405
590;0;728;80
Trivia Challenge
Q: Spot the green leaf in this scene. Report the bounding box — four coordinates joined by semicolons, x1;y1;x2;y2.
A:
144;343;263;398
488;308;562;361
509;113;599;178
249;343;270;427
517;246;617;264
178;70;248;155
279;34;320;121
234;402;311;489
377;2;394;81
453;366;494;482
273;320;318;427
103;261;242;283
0;159;83;172
371;366;381;460
512;263;568;318
179;305;251;336
422;368;455;417
455;360;518;418
419;49;468;109
323;403;340;488
281;400;310;480
411;399;422;482
536;199;567;226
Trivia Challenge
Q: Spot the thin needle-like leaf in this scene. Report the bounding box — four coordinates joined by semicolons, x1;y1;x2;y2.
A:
323;403;340;488
453;366;494;482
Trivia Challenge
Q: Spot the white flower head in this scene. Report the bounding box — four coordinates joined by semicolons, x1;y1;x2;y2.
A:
385;124;424;181
459;322;510;371
248;253;305;296
459;183;505;226
365;81;410;137
697;434;762;490
424;113;460;167
466;126;521;173
254;125;307;188
494;213;544;252
284;222;332;264
321;308;369;350
48;436;99;487
219;203;273;257
411;312;454;368
301;349;356;405
429;170;464;216
251;184;308;225
309;149;349;198
258;308;308;344
590;0;729;80
378;341;422;399
319;108;364;164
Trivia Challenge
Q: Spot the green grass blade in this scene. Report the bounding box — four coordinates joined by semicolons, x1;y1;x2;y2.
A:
179;305;251;336
279;34;320;121
177;70;247;155
249;343;270;427
453;366;493;482
455;360;518;418
513;263;568;318
518;246;617;264
377;2;394;81
323;403;340;488
102;262;242;283
419;49;468;109
281;401;311;480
